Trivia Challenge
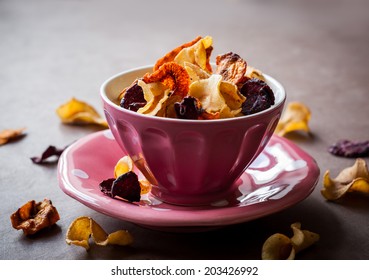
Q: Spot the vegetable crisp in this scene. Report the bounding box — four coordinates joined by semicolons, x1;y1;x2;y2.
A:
118;36;275;120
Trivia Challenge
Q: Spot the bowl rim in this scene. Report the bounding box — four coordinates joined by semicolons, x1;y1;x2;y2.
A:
100;65;286;124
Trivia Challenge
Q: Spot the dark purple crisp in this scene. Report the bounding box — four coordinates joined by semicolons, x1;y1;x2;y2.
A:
328;140;369;157
111;171;141;202
99;178;115;197
120;82;147;112
31;145;67;164
174;96;202;119
240;78;275;115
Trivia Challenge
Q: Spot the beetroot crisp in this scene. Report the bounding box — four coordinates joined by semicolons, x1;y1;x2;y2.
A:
99;171;141;202
31;145;67;164
329;140;369;158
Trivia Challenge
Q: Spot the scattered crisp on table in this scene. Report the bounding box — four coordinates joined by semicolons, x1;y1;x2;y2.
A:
328;139;369;158
66;216;133;250
56;97;108;127
30;145;68;164
0;127;26;146
261;222;319;260
10;198;60;235
322;158;369;201
275;102;311;137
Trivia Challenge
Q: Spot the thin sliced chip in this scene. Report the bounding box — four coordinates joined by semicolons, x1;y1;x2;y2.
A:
188;74;225;113
219;80;246;110
174;96;202;119
65;216;91;249
174;36;213;72
0;127;26;146
10;199;60;235
66;216;133;251
290;222;320;253
119;80;147;112
99;171;141;202
261;233;295;260
31;145;67;164
106;230;133;246
215;52;248;87
328;139;369;158
184;62;210;83
275;102;311;137
246;66;265;81
188;74;241;118
154;36;202;71
56;97;108;127
139;180;152;195
143;62;190;98
114;155;134;178
321;158;369;201
136;80;171;116
262;223;319;260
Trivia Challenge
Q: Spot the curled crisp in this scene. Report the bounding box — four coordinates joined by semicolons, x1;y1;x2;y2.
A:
31;145;67;164
174;36;213;72
0;127;26;146
154;36;202;71
56;97;108;127
154;36;213;73
66;216;133;250
114;155;134;178
184;62;210;83
188;74;245;118
245;66;265;81
10;199;60;235
275;102;311;137
321;158;369;201
143;62;190;98
136;80;171;116
262;223;319;260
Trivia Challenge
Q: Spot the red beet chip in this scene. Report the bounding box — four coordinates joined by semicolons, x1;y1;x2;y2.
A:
99;178;115;197
329;140;369;158
31;145;67;164
111;171;141;202
240;78;275;115
120;82;147;112
174;96;202;119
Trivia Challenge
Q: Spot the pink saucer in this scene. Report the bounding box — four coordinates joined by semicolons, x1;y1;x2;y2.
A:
58;130;319;230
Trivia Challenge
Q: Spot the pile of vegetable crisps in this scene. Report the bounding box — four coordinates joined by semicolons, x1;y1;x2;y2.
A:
118;36;275;120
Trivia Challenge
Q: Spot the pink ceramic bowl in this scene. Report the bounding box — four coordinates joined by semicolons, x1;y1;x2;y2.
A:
100;66;286;205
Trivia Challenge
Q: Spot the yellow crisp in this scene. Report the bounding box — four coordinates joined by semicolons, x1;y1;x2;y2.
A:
56;97;108;127
262;222;319;260
114;155;134;178
184;62;210;83
0;127;26;146
139;180;152;195
189;74;244;118
219;80;246;111
275;102;311;137
245;66;265;81
174;36;213;71
66;216;133;251
136;80;171;116
321;158;369;201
